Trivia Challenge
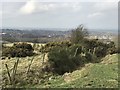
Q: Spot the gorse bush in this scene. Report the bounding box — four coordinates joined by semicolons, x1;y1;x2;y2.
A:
69;44;82;56
94;46;107;57
83;39;117;57
48;45;83;75
13;43;33;50
2;43;34;57
40;41;72;53
41;25;117;75
85;52;93;62
45;39;117;75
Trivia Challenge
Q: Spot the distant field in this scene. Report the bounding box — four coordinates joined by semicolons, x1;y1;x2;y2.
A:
3;42;45;47
1;53;119;88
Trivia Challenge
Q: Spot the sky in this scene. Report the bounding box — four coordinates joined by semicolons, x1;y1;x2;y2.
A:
0;0;119;30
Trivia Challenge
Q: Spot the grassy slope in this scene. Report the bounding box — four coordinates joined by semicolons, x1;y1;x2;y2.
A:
1;54;119;88
34;54;119;88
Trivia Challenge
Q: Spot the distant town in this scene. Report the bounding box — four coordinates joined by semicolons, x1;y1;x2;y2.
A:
0;28;117;44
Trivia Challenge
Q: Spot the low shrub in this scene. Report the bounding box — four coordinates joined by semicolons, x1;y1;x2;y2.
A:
2;43;34;57
47;45;84;75
40;41;72;53
42;38;117;75
94;46;107;57
107;47;118;54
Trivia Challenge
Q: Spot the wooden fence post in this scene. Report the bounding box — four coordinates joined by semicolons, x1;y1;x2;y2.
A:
5;64;12;84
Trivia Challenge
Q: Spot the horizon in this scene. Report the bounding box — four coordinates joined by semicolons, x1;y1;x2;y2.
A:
1;27;118;34
1;26;118;30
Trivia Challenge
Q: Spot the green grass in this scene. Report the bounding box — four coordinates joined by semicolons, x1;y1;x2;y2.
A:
1;53;119;88
33;54;118;88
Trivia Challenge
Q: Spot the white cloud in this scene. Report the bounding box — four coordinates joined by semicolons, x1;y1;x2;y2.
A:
19;0;36;14
88;12;103;18
19;1;59;14
19;1;118;15
19;1;81;14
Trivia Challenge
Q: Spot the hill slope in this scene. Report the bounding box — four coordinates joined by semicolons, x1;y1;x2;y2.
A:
1;54;119;88
34;54;118;88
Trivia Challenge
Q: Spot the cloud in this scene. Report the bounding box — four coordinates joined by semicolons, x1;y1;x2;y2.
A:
19;1;60;14
87;1;117;18
93;1;117;12
71;2;81;12
88;12;103;18
19;0;36;14
37;3;57;12
3;1;117;29
19;1;81;14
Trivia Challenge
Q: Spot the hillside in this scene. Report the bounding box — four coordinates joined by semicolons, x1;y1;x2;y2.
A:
34;54;118;88
1;53;119;88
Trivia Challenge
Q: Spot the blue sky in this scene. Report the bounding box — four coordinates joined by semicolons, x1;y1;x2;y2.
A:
0;0;118;30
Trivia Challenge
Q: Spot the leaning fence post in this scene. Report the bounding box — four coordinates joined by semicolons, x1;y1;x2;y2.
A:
12;58;19;86
27;56;34;74
74;48;78;57
42;53;46;64
5;64;12;84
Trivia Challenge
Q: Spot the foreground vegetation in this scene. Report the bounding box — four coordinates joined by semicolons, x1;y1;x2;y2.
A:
1;53;118;88
1;25;119;88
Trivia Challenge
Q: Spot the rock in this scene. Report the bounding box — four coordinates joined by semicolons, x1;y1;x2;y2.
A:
63;72;71;77
63;72;73;83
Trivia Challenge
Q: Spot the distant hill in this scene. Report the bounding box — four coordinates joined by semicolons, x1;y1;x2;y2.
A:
1;28;117;43
1;29;71;43
1;28;70;38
